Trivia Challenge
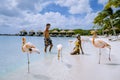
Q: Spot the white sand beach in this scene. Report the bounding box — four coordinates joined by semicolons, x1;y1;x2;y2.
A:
1;37;120;80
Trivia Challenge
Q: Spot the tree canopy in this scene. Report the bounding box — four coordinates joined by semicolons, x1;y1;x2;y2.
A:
93;0;120;35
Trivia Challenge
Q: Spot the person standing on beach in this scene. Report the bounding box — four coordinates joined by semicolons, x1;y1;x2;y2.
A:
70;34;84;55
43;23;53;53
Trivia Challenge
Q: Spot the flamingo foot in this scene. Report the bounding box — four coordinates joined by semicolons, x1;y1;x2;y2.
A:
109;57;111;61
98;61;100;64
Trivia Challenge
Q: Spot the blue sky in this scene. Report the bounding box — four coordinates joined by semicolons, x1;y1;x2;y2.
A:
0;0;108;34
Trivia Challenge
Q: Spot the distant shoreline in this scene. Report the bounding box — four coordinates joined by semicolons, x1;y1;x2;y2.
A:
0;34;88;37
0;34;18;36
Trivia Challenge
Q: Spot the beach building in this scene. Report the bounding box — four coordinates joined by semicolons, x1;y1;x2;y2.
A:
66;30;75;37
29;30;35;36
20;30;27;36
36;30;43;36
50;30;59;37
58;30;66;37
103;29;109;37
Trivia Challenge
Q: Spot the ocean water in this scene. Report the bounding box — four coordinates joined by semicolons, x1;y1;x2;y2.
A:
1;36;120;80
0;36;77;77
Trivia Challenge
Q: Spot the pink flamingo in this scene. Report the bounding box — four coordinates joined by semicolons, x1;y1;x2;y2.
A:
22;37;40;73
57;44;63;60
91;31;111;64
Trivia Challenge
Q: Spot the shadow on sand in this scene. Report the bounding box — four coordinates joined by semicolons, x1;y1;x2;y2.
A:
62;61;72;69
32;74;51;80
82;53;91;56
105;63;120;66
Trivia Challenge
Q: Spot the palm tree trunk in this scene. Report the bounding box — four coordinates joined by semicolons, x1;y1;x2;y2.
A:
110;19;116;36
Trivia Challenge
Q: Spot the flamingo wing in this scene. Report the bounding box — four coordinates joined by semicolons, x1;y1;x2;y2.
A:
22;44;30;52
26;42;36;48
22;42;35;52
94;40;107;48
31;48;40;54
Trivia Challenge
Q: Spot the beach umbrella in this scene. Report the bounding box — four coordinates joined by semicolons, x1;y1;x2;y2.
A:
22;37;40;73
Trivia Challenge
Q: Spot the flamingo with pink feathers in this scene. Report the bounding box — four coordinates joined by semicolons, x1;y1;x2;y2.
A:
57;44;63;60
22;37;40;73
91;31;111;64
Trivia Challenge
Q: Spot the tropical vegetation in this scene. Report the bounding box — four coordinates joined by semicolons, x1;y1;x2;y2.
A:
93;0;120;36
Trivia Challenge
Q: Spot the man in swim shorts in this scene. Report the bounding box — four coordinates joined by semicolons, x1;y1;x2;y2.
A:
43;23;53;53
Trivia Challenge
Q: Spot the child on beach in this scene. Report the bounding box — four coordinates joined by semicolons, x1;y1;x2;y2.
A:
43;23;53;53
70;34;84;55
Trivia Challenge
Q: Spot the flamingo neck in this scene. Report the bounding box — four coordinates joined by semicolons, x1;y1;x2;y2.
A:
23;42;26;45
22;41;26;52
22;41;26;46
92;33;96;45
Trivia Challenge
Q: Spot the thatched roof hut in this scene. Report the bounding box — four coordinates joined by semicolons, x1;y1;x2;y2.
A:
60;30;66;33
67;30;74;33
20;30;27;36
37;30;43;34
52;30;58;33
29;30;35;36
66;30;75;37
36;30;43;36
50;30;59;37
58;30;66;37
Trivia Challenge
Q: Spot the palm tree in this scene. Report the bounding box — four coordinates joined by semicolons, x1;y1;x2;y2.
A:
113;10;120;30
105;0;120;8
105;7;118;35
103;18;111;34
104;0;120;35
94;12;105;26
94;7;117;35
93;10;110;35
94;0;120;35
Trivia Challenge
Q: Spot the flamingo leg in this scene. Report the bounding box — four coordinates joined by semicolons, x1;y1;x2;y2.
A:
27;53;30;73
99;48;101;64
58;50;60;60
109;48;111;61
61;49;63;62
